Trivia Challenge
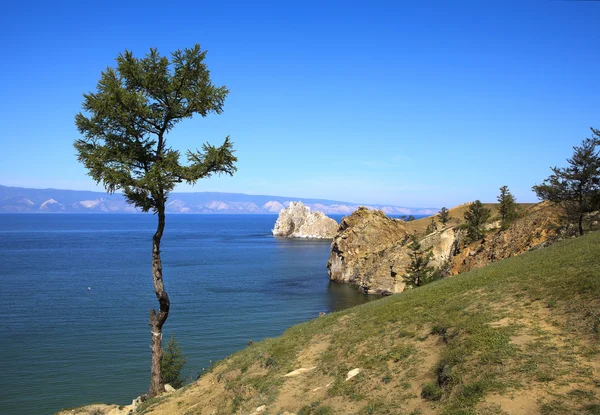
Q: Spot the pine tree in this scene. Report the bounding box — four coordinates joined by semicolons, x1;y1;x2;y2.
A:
403;235;434;288
161;336;187;389
497;185;518;230
463;200;491;241
425;217;437;234
74;45;237;396
438;207;451;225
533;129;600;235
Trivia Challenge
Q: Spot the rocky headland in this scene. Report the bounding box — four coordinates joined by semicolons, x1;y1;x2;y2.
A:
327;202;565;294
327;207;410;294
272;201;338;239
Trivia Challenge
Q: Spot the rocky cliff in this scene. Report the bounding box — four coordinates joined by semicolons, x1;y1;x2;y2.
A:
327;207;410;294
449;202;563;274
327;203;565;294
272;201;338;238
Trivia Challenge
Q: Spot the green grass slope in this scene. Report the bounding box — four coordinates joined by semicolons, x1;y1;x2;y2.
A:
122;232;600;415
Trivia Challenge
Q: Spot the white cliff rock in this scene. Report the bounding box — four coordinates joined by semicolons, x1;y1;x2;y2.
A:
272;202;338;239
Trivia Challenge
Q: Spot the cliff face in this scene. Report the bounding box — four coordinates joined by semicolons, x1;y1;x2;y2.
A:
272;201;338;238
327;203;564;294
327;207;410;294
450;203;562;274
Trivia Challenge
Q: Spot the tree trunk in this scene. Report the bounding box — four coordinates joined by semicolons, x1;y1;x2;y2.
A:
148;202;170;397
578;213;584;236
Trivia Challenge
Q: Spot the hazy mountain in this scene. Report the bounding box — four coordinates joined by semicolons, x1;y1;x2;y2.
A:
0;185;438;215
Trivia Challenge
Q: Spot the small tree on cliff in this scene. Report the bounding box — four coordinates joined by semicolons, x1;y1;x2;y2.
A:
463;200;491;241
532;129;600;236
74;45;237;397
403;235;434;288
497;185;518;230
438;207;451;225
162;336;187;389
425;217;437;234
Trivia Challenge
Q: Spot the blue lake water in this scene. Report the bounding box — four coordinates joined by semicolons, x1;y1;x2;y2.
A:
0;214;380;415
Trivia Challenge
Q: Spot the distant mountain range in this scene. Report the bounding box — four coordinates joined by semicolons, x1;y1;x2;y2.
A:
0;185;438;216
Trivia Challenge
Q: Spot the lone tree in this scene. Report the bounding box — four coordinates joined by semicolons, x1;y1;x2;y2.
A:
403;235;434;288
438;207;451;225
463;200;491;241
533;129;600;235
74;45;237;397
497;185;518;230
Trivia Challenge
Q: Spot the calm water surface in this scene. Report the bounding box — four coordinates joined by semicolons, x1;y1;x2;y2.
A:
0;214;379;415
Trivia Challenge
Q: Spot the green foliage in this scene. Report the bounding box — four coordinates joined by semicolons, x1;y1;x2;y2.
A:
432;259;451;281
74;45;236;392
497;185;518;230
438;206;451;225
532;128;600;235
436;361;457;390
403;235;435;288
463;200;491;241
431;324;453;343
161;336;187;388
425;217;437;234
586;404;600;415
74;44;237;213
421;382;443;401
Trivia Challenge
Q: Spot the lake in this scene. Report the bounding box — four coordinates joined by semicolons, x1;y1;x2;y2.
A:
0;214;380;415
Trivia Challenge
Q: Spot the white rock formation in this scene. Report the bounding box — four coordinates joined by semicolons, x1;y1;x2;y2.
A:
283;366;316;377
272;201;338;239
346;368;361;381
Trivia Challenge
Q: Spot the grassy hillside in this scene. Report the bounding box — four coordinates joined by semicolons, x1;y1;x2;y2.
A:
406;203;537;234
65;232;600;415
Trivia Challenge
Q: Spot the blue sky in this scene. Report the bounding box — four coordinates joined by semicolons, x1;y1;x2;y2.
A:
1;0;599;207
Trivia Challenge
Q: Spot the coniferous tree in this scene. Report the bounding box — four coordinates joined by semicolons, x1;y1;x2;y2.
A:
425;217;437;234
161;336;187;389
438;207;451;225
463;200;491;241
403;235;434;288
497;185;518;230
74;45;237;396
532;129;600;235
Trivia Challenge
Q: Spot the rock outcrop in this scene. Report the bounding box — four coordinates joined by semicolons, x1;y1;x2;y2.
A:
327;203;565;295
449;202;563;274
327;207;410;294
272;201;338;239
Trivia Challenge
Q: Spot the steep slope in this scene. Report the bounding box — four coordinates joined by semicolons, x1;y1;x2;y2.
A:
327;202;564;294
63;231;600;415
327;207;409;294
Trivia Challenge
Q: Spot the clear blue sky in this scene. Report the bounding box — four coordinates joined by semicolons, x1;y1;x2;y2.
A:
1;0;599;207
